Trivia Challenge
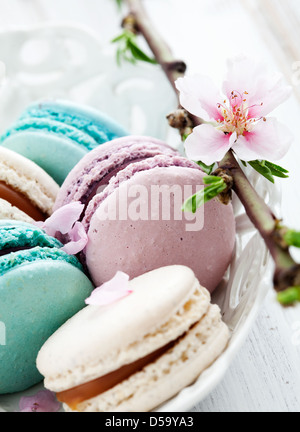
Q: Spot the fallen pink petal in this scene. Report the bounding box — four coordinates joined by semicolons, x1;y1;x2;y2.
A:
61;221;88;255
34;202;84;238
85;271;132;306
19;390;61;413
176;54;293;164
33;202;88;254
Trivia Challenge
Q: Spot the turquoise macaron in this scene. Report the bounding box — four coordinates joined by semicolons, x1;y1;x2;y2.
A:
0;220;94;394
0;100;128;185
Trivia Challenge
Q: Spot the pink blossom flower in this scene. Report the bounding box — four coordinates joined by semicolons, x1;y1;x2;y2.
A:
85;271;132;306
34;202;88;255
176;55;293;165
19;390;61;412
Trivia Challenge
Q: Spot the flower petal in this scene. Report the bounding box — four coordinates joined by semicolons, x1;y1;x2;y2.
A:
61;222;88;255
176;75;223;122
19;390;61;413
85;272;132;307
223;55;267;101
34;202;85;237
233;117;293;161
185;124;233;165
247;73;292;118
223;55;291;117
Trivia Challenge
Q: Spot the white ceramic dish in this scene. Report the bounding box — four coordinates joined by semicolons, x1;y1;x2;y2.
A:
0;24;277;412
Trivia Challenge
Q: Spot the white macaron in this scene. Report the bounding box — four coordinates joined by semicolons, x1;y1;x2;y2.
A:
0;147;59;221
37;266;230;412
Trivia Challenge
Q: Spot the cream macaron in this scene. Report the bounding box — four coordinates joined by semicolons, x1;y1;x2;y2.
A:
0;147;59;222
37;266;230;412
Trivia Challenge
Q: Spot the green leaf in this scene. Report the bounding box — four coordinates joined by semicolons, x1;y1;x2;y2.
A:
277;287;300;306
116;46;123;67
182;133;189;141
247;159;289;183
196;161;215;175
111;33;126;43
248;160;275;183
112;30;157;66
284;230;300;248
264;161;289;174
203;175;223;185
264;161;289;178
128;39;157;64
182;176;227;213
182;192;200;214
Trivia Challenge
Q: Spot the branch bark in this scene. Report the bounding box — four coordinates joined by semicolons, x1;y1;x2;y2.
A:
217;151;300;291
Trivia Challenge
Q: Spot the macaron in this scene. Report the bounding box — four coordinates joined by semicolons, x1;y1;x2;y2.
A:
0;100;128;185
0;199;34;224
54;136;236;293
0;147;59;223
37;265;230;412
0;220;94;394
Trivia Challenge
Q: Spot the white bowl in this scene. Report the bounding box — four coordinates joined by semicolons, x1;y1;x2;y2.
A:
0;24;277;412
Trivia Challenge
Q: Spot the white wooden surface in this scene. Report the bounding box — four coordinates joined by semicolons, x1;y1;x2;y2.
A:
0;0;300;412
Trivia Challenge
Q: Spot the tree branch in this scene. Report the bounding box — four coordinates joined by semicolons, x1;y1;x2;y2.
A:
216;151;300;291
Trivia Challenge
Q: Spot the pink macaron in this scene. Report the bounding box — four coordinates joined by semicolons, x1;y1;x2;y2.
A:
54;136;236;293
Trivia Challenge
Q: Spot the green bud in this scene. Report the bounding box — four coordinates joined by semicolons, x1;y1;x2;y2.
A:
284;230;300;248
277;287;300;306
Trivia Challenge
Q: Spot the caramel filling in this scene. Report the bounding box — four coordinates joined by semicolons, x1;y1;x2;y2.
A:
0;181;47;221
57;340;175;410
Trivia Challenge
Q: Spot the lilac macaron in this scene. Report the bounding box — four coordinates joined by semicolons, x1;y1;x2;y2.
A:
54;136;236;293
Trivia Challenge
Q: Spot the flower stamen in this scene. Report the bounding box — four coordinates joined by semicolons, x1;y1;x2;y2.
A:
216;91;265;136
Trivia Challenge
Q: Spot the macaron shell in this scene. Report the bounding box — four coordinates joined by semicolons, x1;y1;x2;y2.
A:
0;222;62;252
0;199;34;223
22;100;128;143
2;117;100;151
0;260;94;394
1;100;129;186
0;147;59;214
65;304;230;412
1;132;88;186
37;266;210;391
54;135;178;210
85;166;236;293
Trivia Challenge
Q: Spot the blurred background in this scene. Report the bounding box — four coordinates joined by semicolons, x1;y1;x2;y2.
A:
0;0;299;412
